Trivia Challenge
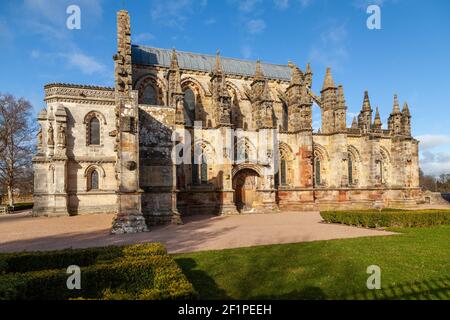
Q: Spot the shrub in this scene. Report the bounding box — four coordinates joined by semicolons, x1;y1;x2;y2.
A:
320;209;450;228
0;243;197;300
0;243;166;274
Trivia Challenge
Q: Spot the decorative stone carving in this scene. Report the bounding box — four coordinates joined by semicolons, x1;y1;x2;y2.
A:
57;124;66;148
47;122;54;146
126;161;137;171
114;10;133;95
37;125;43;148
209;51;232;127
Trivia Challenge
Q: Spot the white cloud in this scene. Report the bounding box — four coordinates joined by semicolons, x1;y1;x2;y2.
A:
23;0;103;28
246;19;266;34
151;0;194;29
0;18;13;42
133;33;155;44
417;134;450;176
299;0;314;8
308;24;349;70
274;0;289;10
420;152;450;176
320;25;347;43
353;0;398;9
416;135;450;151
238;0;263;12
204;17;216;25
64;52;106;75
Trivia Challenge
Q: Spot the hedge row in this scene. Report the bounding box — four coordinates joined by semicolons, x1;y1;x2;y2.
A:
0;243;167;274
0;243;197;300
320;209;450;228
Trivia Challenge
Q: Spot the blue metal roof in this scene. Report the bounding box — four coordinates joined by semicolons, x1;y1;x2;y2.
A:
132;45;291;81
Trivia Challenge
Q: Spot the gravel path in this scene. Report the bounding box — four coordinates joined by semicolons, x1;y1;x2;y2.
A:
0;210;397;254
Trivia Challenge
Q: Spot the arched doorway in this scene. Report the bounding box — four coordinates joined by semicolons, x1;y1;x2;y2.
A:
232;169;259;212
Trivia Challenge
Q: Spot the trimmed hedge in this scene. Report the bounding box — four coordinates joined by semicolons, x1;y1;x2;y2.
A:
320;209;450;228
0;243;197;300
0;243;167;274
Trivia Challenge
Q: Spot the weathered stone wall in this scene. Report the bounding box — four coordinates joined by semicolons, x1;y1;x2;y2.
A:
32;84;118;216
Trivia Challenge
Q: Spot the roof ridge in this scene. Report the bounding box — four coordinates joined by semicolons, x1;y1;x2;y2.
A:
44;83;114;90
132;44;290;69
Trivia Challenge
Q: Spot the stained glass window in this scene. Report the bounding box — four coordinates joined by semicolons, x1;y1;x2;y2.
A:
348;154;353;184
281;159;287;186
90;170;99;190
142;85;157;105
89;117;100;145
315;158;321;185
201;156;208;184
183;89;195;126
282;103;288;131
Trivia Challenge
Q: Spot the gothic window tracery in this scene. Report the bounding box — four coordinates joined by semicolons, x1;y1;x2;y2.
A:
201;156;208;184
191;141;215;185
313;147;328;187
281;103;288;132
136;75;164;105
89;170;99;190
314;156;321;186
141;84;157;105
278;143;294;187
348;154;353;185
84;111;106;147
183;88;196;126
89;117;100;145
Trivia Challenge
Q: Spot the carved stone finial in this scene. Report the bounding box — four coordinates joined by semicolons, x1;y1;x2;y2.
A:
402;101;410;117
392;93;401;114
170;48;179;69
351;116;358;129
321;67;336;92
214;49;222;74
362;90;371;112
337;85;346;110
254;60;264;80
289;62;303;86
373;107;382;129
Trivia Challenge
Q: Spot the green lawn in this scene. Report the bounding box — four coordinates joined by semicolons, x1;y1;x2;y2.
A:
174;225;450;300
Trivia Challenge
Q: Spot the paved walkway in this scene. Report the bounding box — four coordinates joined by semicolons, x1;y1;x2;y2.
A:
0;210;397;254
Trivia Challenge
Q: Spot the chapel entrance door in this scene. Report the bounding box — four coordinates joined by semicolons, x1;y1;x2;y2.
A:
233;169;258;212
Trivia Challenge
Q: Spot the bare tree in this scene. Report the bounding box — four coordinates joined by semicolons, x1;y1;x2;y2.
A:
419;168;438;192
0;93;36;206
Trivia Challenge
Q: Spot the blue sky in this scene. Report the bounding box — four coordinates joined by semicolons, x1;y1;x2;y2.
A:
0;0;449;176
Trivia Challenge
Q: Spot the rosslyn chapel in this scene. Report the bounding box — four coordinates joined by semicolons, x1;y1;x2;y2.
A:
32;11;420;233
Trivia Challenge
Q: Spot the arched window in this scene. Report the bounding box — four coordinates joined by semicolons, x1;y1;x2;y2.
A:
201;156;208;184
191;150;199;185
280;159;287;186
142;84;157;105
315;157;321;186
348;153;353;185
183;89;195;126
379;160;384;184
282;103;288;131
89;170;99;191
89;117;100;145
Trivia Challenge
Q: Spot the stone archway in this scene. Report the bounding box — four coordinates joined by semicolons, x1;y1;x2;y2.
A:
232;168;259;213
